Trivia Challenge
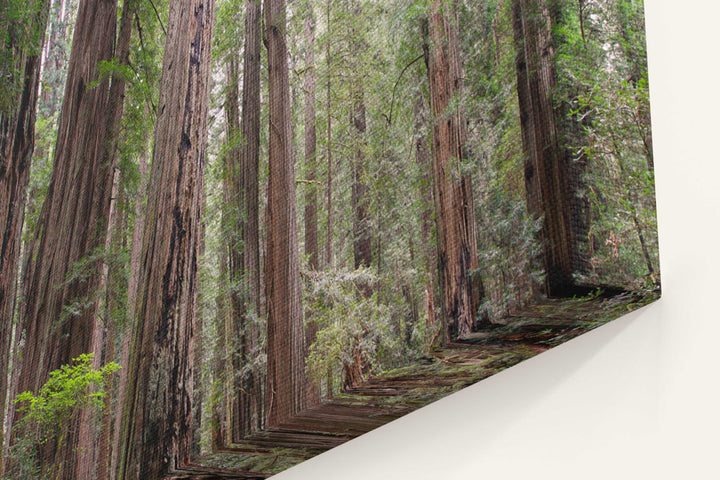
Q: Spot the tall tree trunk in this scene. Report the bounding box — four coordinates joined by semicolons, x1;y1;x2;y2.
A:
324;0;333;269
426;0;480;340
264;0;309;427
302;1;322;406
109;146;148;480
10;0;118;477
192;208;206;459
0;0;51;467
96;169;123;480
115;0;214;477
224;57;244;442
223;0;262;441
304;4;319;271
239;0;263;436
212;215;229;449
413;95;438;346
512;0;588;297
351;88;372;269
78;0;136;475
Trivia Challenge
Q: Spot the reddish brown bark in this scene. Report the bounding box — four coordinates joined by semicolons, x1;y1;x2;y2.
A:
213;231;229;449
9;0;119;476
0;2;51;470
94;169;122;480
351;88;372;269
512;0;588;297
304;6;319;271
237;0;262;437
221;0;262;442
223;57;244;442
109;148;147;480
79;1;136;476
414;95;438;344
240;0;262;323
264;0;310;427
427;0;480;340
115;0;214;477
302;2;322;406
324;0;333;268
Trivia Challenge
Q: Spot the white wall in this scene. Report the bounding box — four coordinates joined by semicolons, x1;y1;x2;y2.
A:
277;1;720;478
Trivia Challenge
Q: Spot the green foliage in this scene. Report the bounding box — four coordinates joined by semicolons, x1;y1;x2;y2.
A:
2;435;41;480
45;245;130;331
212;0;245;63
574;72;658;288
550;0;658;289
14;354;120;442
457;0;544;316
304;268;404;392
5;354;120;479
0;0;46;113
87;58;135;88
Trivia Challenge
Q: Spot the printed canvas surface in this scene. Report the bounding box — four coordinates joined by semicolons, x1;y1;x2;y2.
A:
0;0;658;478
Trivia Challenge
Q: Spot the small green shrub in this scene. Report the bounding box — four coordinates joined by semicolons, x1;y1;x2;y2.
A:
5;354;120;479
304;268;402;392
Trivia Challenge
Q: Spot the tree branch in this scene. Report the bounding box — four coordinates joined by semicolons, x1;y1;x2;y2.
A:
386;54;425;126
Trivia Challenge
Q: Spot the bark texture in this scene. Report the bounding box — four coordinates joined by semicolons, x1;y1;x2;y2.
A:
324;0;333;268
512;0;588;297
302;3;322;406
222;0;262;442
237;0;262;437
414;95;438;343
222;58;243;443
351;89;372;269
78;0;136;476
0;0;50;462
303;7;319;271
109;147;148;480
427;0;480;340
213;220;229;449
264;0;309;427
10;0;118;477
116;0;214;477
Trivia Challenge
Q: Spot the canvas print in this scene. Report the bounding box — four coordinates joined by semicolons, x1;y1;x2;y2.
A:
0;0;658;478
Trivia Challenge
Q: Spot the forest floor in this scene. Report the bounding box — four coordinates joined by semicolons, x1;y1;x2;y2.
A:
170;291;659;479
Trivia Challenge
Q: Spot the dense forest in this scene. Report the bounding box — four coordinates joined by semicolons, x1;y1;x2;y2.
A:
0;0;658;478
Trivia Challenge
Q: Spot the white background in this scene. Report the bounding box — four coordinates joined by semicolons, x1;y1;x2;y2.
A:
276;1;720;478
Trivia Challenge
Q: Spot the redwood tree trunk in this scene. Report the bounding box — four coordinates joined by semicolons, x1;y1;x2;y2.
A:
213;217;229;449
304;6;319;271
0;0;50;462
109;146;148;480
264;0;309;427
427;0;480;340
223;0;262;441
115;0;214;477
223;57;244;443
238;0;262;436
10;0;118;476
78;1;136;476
302;3;322;406
351;88;372;269
96;170;123;480
414;95;438;343
324;0;333;268
512;0;587;297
